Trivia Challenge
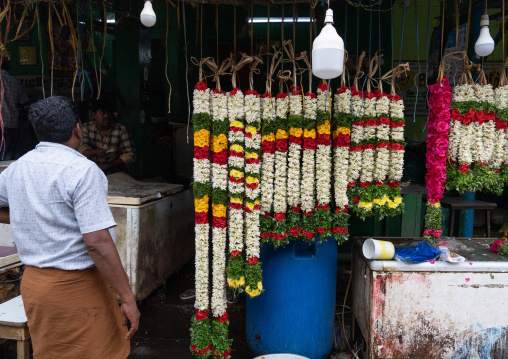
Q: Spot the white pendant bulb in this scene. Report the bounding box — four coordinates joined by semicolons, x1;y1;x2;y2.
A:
475;14;495;57
312;9;345;80
140;0;157;27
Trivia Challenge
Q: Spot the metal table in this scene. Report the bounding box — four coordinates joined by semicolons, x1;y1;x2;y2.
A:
352;237;508;359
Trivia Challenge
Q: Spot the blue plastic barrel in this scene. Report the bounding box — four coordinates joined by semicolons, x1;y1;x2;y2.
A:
246;239;338;359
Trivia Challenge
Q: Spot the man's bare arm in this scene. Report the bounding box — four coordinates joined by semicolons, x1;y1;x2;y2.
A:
82;229;140;340
0;207;10;224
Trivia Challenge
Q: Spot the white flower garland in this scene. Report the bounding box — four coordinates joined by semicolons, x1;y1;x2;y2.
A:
447;116;461;162
316;86;332;207
482;117;496;165
373;94;391;182
193;86;210;314
287;92;303;211
227;89;245;290
301;94;317;214
360;95;377;184
458;121;474;165
244;92;261;261
333;89;352;211
260;96;276;215
389;97;405;182
493;86;508;169
210;90;228;319
348;90;364;183
273;95;289;216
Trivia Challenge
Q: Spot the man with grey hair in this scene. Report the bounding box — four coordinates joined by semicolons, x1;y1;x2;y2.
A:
0;96;139;358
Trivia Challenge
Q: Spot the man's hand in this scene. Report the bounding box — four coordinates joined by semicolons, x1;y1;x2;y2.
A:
98;163;111;171
83;229;141;342
120;295;140;340
94;148;108;157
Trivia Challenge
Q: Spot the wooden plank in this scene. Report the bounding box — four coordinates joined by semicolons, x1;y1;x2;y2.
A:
0;253;19;269
107;172;183;205
441;197;497;210
17;340;30;359
0;325;28;341
0;296;27;327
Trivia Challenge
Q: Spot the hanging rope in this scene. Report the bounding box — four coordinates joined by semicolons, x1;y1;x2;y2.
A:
379;63;410;96
266;47;283;95
344;0;348;49
499;57;508;87
250;0;253;55
297;51;312;93
354;51;366;90
399;0;406;65
390;63;410;95
378;0;381;78
503;0;505;61
465;0;472;54
412;0;421;122
478;64;488;86
440;0;446;62
165;0;172;113
36;2;45;99
61;1;79;102
97;0;107;99
459;54;474;85
281;0;285;41
341;50;349;88
438;50;465;83
277;69;292;94
200;1;203;59
233;3;236;60
231;53;253;88
248;54;263;91
191;56;213;83
367;51;382;93
204;55;233;92
426;0;431;86
282;39;297;85
48;0;54;96
216;0;219;63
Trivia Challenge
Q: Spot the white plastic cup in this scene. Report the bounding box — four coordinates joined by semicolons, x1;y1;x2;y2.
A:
362;238;395;260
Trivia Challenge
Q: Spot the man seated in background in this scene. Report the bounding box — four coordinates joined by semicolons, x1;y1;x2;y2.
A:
79;100;136;175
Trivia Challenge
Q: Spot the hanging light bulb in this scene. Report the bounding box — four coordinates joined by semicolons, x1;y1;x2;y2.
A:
312;9;344;79
475;15;495;57
140;0;157;27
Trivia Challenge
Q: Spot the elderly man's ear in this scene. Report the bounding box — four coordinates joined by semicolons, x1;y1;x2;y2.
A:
72;123;83;144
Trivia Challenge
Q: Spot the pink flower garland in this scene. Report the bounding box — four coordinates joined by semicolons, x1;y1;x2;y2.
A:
423;77;451;241
426;78;451;203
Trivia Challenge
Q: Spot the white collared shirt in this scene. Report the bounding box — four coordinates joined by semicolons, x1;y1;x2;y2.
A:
0;142;116;270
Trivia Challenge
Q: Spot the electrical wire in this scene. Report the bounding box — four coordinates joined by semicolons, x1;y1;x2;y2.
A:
36;2;45;99
390;0;393;69
183;1;191;143
165;0;172;113
399;0;405;65
412;0;421;122
346;0;395;12
344;0;348;49
378;0;381;78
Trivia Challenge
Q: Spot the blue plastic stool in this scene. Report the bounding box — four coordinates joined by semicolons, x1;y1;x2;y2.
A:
246;239;338;359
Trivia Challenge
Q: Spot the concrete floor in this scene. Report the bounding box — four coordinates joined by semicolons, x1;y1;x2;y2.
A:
128;260;257;359
0;257;350;359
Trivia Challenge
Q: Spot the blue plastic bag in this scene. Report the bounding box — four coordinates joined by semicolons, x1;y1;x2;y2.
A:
394;241;441;263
